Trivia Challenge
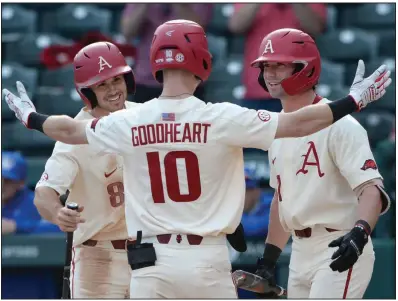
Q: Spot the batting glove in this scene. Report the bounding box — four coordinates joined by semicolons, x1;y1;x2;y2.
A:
255;243;282;299
348;59;392;111
328;221;370;273
2;81;36;128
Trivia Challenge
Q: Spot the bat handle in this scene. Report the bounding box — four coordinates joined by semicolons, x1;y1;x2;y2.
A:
66;202;79;211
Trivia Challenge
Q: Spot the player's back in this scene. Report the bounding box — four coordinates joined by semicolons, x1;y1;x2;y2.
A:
108;96;278;238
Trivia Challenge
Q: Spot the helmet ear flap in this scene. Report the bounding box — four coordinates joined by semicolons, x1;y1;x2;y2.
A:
258;67;269;92
123;72;136;94
81;88;98;109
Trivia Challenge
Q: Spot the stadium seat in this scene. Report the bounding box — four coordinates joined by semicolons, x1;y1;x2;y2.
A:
326;5;337;32
205;55;244;103
204;85;245;104
207;3;235;35
4;33;73;67
315;84;348;100
375;30;395;57
2;98;14;122
35;88;83;117
26;157;48;188
2;5;37;40
319;60;345;86
316;29;379;64
344;57;395;87
2;121;55;156
207;34;228;65
41;4;112;40
40;65;75;89
341;3;395;30
2;62;38;98
228;35;245;55
244;151;270;182
352;112;394;148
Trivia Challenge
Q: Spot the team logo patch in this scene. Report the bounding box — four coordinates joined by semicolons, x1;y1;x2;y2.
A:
360;159;378;171
175;53;184;62
257;110;271;122
176;234;182;243
38;172;48;184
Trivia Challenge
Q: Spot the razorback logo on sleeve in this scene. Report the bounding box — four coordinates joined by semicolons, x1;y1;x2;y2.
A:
360;159;378;171
38;172;48;184
257;110;271;122
90;118;102;132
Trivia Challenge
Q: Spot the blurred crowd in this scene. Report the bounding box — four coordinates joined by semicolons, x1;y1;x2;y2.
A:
2;3;395;239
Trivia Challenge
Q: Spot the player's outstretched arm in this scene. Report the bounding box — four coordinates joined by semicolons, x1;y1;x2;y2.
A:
3;81;89;145
275;60;391;139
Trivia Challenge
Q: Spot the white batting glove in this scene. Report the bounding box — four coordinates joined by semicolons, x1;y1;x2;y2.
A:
2;81;36;128
349;59;392;110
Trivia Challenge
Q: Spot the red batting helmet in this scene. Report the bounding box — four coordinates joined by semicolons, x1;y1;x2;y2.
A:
251;28;321;96
150;19;212;83
73;42;135;109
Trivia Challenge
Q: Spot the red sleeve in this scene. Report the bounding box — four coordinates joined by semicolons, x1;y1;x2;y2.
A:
233;3;246;13
122;4;138;18
191;4;214;27
309;4;327;24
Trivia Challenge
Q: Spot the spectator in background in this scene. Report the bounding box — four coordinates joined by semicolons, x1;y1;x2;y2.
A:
121;4;213;103
228;4;327;112
2;151;60;235
241;167;273;238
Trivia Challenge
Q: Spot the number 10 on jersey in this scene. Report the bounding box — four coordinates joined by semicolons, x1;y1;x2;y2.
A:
147;151;202;203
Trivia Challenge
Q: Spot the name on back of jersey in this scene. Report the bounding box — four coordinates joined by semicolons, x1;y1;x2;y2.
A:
132;122;211;146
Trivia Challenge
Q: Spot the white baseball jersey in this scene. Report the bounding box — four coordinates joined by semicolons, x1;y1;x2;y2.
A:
36;102;140;246
268;97;388;232
85;96;279;239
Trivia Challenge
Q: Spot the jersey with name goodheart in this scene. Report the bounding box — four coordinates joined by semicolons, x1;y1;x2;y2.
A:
85;96;279;240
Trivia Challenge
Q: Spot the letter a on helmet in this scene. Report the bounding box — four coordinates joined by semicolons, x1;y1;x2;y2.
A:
98;56;113;73
264;40;274;54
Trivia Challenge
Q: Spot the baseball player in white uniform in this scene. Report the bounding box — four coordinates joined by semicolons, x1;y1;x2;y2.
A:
250;28;391;299
3;21;391;299
33;42;140;298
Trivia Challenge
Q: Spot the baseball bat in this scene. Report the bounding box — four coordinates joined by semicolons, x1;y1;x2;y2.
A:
232;270;287;296
60;191;79;299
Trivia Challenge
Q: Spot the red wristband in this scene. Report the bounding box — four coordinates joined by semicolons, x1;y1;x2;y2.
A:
355;220;371;236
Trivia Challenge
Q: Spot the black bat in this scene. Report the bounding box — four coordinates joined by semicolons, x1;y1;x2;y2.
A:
59;191;79;299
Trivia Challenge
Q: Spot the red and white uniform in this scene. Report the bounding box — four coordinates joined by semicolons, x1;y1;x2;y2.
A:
85;96;279;298
36;101;139;298
268;97;389;298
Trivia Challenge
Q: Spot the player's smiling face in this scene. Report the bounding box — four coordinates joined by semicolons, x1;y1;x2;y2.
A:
91;75;127;112
262;62;295;98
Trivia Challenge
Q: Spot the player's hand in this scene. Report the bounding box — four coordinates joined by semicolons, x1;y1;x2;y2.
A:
55;205;85;232
2;81;36;128
254;258;279;299
349;59;392;111
328;225;369;273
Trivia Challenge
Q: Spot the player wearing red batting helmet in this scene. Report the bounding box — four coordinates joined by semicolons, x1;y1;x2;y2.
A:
252;28;391;299
26;41;140;298
74;41;136;113
251;28;321;99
